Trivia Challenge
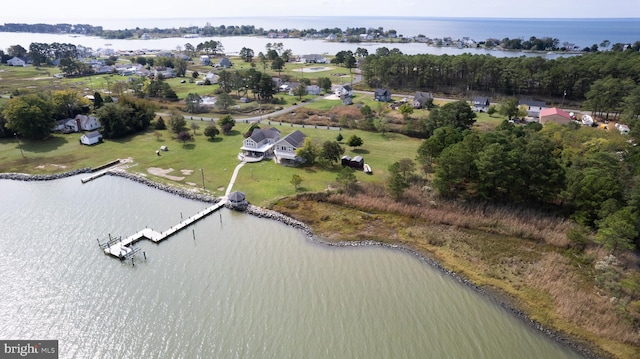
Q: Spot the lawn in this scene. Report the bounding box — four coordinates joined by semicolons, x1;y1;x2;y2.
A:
0;119;422;206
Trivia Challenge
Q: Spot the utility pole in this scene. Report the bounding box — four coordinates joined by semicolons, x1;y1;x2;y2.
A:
14;133;24;158
200;168;205;190
561;90;567;108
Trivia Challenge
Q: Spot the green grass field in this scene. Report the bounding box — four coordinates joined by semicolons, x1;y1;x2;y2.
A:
0;119;422;206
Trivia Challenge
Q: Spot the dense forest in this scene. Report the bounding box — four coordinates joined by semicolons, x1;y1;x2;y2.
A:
360;50;640;104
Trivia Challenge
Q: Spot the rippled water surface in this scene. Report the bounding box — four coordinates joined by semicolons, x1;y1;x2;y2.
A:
0;176;585;358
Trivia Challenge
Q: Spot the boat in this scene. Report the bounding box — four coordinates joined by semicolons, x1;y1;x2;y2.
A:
364;163;372;174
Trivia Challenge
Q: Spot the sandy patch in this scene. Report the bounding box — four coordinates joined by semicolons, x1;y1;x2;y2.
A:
186;182;197;186
181;169;194;176
147;167;185;181
324;94;341;100
35;164;68;170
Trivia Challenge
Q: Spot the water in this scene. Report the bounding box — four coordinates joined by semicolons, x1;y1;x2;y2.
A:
0;175;585;358
1;17;638;57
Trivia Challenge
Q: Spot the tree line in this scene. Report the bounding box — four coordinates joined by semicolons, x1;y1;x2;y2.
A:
360;50;640;101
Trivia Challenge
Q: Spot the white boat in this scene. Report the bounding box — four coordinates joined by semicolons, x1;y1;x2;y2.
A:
364;163;372;174
581;115;593;126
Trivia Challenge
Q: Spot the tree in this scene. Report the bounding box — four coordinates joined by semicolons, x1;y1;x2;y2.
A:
336;167;358;192
192;71;199;79
388;160;412;200
168;113;187;134
596;207;638;252
317;77;332;93
190;122;200;135
360;105;374;120
216;92;235;113
498;97;520;120
239;47;254;62
185;93;203;114
177;130;193;144
93;92;104;110
219;114;235;134
347;134;363;149
51;89;90;120
399;103;414;121
336;132;343;142
155;117;166;130
293;84;308;100
271;56;285;76
2;94;55;140
290;174;303;190
430;100;477;130
295;137;319;165
319;141;345;165
204;124;220;140
373;116;390;135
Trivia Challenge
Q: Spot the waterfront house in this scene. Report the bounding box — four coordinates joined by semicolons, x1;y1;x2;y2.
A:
539;107;572;125
274;130;307;165
75;114;101;131
240;127;281;160
80;131;102;145
473;97;490;112
374;88;391;102
519;99;546;118
413;91;433;108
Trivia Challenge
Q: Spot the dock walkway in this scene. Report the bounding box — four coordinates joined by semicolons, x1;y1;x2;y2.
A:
103;199;227;259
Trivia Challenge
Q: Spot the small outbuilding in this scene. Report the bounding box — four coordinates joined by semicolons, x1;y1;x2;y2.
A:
341;155;351;167
227;191;248;211
80;131;103;146
540;107;572;125
349;155;364;170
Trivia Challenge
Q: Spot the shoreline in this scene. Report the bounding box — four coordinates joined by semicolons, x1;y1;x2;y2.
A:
0;168;604;359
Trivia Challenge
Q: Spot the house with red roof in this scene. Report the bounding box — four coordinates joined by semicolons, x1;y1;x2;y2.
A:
539;108;572;125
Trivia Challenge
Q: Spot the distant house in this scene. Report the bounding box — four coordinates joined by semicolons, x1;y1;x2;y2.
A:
274;130;307;165
75;114;101;131
519;99;546;118
7;57;26;66
341;94;353;105
54;118;79;133
334;85;353;97
473;97;490;112
413;91;433;108
306;85;321;95
139;33;151;40
153;66;175;78
218;57;232;68
540;107;572;125
240;127;281;160
199;55;210;65
80;131;102;145
301;54;327;64
325;34;338;41
374;88;391;102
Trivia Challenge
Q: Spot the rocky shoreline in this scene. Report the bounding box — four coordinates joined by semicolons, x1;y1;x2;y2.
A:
0;168;604;359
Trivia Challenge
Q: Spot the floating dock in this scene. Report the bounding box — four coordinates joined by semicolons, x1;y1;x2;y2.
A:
100;199;227;259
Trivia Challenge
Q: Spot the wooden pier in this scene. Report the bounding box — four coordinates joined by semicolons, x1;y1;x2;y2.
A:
101;199;227;259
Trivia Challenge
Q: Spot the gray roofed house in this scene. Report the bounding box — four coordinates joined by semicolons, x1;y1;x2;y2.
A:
218;57;232;68
274;130;307;164
518;99;546;118
413;91;433;108
473;97;490;112
374;88;391;102
240;127;281;160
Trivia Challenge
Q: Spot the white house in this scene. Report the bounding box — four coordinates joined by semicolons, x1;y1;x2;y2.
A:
306;85;321;95
334;85;353;97
300;54;327;64
54;118;79;133
80;131;102;145
273;130;307;164
7;57;26;66
240;127;281;160
519;99;546;118
75;114;101;131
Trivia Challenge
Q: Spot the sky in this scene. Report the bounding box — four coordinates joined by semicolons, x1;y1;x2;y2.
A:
1;0;639;26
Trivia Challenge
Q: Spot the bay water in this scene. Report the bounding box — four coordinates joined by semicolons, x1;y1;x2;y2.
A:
0;175;586;358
